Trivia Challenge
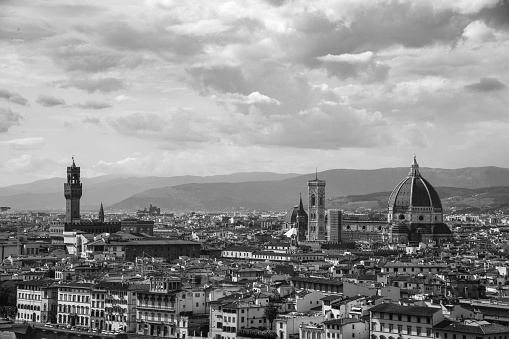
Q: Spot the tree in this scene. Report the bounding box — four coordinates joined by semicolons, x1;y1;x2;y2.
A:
264;303;279;331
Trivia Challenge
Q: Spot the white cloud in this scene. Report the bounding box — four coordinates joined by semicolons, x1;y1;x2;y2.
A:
316;51;374;64
462;20;497;44
114;95;133;102
214;92;281;106
0;137;45;150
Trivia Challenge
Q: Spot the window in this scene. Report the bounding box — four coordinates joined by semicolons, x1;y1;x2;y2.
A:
371;323;377;331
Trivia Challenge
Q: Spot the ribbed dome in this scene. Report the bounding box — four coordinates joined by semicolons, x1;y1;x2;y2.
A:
388;156;442;209
284;206;300;223
284;195;308;223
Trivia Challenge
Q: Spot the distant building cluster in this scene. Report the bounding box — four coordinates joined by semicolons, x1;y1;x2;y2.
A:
2;157;509;339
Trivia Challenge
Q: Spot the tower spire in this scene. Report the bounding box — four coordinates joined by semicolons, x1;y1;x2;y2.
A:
99;202;105;223
298;193;305;215
315;167;318;180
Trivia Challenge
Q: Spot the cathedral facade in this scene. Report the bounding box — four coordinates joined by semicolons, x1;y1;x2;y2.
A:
387;156;452;245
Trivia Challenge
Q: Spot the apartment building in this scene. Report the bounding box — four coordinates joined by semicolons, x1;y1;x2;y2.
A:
323;318;369;339
370;303;444;339
210;299;270;339
56;282;93;327
16;279;57;324
136;276;182;337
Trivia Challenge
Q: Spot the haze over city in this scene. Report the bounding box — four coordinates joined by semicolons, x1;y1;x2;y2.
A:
1;0;509;186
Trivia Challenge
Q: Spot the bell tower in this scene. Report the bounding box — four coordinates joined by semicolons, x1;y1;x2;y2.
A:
64;157;82;223
307;169;326;241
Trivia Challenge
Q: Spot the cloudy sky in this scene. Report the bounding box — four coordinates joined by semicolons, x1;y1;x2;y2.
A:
1;0;508;186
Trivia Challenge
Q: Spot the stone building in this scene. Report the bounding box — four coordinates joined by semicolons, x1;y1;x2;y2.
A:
388;156;453;245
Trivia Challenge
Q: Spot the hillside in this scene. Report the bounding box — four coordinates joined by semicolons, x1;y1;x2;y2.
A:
328;186;509;214
3;166;509;212
110;167;509;212
0;172;301;211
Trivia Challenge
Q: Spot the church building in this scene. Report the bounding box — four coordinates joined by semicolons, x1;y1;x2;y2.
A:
388;156;452;245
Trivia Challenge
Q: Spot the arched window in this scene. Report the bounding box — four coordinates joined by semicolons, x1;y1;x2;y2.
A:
311;194;316;206
319;196;323;206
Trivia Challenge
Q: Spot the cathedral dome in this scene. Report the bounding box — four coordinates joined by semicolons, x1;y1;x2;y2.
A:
284;195;308;224
388;156;442;210
284;206;300;224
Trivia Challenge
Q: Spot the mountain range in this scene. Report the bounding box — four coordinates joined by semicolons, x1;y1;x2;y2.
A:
2;166;509;212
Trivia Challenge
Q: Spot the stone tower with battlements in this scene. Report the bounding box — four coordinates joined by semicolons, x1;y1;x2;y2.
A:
64;157;82;223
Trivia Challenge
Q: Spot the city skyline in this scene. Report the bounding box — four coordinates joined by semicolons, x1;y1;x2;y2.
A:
1;0;509;186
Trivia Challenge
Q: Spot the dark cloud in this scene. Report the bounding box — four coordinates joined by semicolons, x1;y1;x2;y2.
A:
50;38;145;73
101;21;204;59
35;94;66;107
0;107;23;132
0;89;29;106
82;116;101;125
74;100;112;110
219;102;394;150
56;78;125;93
187;65;250;95
476;0;509;30
317;52;390;82
464;77;507;92
108;111;211;144
285;2;472;68
108;113;165;134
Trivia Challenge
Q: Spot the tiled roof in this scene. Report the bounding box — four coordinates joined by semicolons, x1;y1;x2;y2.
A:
109;240;199;246
323;318;364;325
434;320;509;334
321;295;344;302
292;277;343;286
370;303;441;317
223;246;256;252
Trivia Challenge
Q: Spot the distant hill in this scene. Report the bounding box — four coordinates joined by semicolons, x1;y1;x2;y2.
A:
3;166;509;212
329;186;509;214
0;172;301;211
110;166;509;212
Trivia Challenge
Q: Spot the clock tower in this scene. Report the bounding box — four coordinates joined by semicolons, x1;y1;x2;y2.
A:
64;157;82;223
307;170;326;241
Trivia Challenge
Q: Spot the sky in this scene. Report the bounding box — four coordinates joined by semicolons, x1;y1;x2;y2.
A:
0;0;509;186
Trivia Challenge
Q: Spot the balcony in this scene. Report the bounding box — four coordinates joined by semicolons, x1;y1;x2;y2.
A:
137;316;176;325
136;303;175;312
